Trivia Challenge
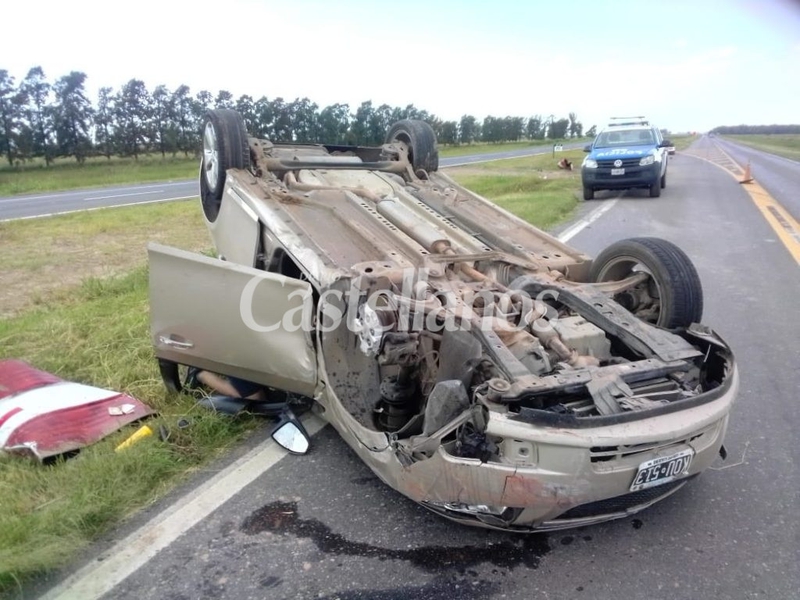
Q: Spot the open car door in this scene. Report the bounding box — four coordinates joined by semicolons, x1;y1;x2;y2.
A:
148;243;317;397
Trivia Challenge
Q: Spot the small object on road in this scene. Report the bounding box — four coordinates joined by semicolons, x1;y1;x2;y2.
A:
739;160;754;184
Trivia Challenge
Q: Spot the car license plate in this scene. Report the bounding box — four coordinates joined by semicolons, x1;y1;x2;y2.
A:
630;448;694;491
611;168;625;175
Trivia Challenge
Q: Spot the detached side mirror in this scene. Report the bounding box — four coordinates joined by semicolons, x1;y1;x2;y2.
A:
271;408;310;454
583;144;592;152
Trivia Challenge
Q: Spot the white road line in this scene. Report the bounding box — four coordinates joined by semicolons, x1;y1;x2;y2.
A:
84;190;164;201
557;199;618;242
444;150;551;168
40;413;328;600
0;181;193;203
0;196;196;223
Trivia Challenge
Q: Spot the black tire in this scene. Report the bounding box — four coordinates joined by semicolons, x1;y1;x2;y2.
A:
158;359;185;394
583;186;594;200
385;119;439;173
201;109;251;222
649;180;661;198
589;237;703;329
660;170;667;189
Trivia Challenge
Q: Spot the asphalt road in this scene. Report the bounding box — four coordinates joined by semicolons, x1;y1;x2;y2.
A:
707;136;800;221
33;141;800;600
0;144;582;221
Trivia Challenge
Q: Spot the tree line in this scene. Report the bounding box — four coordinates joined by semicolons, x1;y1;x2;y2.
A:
0;66;586;166
711;124;800;135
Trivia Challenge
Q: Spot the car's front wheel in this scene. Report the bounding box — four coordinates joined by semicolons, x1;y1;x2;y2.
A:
589;237;703;329
649;180;661;197
201;109;251;222
583;186;594;200
660;170;667;189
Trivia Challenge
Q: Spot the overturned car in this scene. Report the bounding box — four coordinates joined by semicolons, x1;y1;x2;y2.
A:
148;109;737;531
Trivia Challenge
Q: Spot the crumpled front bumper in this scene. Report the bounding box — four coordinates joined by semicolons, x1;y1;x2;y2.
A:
323;363;738;531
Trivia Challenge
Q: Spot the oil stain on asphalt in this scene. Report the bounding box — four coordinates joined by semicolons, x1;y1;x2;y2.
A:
240;501;552;574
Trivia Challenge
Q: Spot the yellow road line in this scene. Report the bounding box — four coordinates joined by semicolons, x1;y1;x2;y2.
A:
746;182;800;264
685;142;800;265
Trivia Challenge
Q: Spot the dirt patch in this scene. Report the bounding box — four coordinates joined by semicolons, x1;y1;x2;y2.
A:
0;200;210;317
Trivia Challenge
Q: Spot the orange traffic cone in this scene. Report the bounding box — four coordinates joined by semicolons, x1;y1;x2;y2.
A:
739;161;754;184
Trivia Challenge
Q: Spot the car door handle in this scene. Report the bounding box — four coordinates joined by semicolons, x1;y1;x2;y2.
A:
158;335;194;349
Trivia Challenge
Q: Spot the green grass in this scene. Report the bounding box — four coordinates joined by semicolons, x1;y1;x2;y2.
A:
0;199;209;317
721;134;800;161
448;149;584;230
439;139;586;158
668;134;697;152
0;267;263;594
0;154;198;196
0;148;582;591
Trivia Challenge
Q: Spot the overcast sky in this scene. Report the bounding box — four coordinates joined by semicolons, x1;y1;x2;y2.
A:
2;0;798;133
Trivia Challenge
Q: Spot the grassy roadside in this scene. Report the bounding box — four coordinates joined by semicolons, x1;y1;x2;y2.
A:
439;139;586;158
720;134;800;161
669;134;698;152
0;153;582;592
0;269;262;594
448;149;584;230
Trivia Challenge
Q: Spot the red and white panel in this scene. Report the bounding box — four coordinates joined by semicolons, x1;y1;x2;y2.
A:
0;360;153;460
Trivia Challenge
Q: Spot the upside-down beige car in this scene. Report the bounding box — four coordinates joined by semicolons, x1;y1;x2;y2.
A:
148;109;738;531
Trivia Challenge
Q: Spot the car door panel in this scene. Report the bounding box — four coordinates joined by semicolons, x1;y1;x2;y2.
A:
148;242;317;397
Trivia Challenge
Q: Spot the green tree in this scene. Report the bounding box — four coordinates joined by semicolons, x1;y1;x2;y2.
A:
526;115;544;140
172;85;197;156
0;70;25;166
459;114;477;144
21;66;54;165
568;112;583;138
215;90;234;109
235;94;257;131
350;101;374;145
94;86;115;159
318;103;350;144
270;97;293;141
114;78;151;159
151;84;177;157
290;97;319;143
548;117;569;139
440;121;458;145
252;96;273;139
585;124;597;138
53;71;93;162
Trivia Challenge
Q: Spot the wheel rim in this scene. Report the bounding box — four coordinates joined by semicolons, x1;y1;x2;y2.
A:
203;121;219;190
595;256;665;325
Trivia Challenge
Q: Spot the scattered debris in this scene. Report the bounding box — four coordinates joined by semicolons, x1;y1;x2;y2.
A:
115;424;154;452
0;359;153;460
557;158;573;170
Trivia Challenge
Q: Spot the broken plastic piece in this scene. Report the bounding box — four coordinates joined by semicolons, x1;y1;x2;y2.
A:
115;425;154;452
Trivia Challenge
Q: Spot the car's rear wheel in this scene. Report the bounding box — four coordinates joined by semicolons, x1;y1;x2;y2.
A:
201;109;251;222
385;119;439;173
583;186;594;200
649;180;661;197
589;237;703;329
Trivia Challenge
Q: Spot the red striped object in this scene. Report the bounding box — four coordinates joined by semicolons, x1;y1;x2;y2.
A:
0;360;154;460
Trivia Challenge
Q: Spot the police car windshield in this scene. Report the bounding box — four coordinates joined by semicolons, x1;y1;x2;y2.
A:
595;129;654;149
